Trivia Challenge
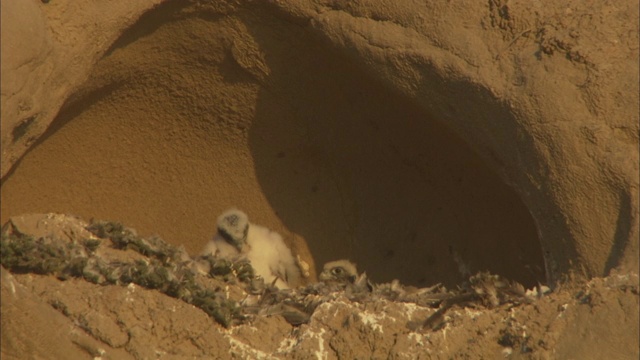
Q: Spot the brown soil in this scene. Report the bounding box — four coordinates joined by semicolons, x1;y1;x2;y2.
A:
1;213;638;359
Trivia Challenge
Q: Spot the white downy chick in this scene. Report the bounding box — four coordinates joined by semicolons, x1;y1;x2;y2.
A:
202;208;301;289
201;208;250;258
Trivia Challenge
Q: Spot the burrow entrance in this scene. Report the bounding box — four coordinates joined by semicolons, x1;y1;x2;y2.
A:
0;2;545;287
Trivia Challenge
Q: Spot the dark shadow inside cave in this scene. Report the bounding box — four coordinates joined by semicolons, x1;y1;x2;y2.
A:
245;11;546;287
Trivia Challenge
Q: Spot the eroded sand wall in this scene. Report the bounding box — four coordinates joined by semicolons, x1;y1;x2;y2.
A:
2;0;638;286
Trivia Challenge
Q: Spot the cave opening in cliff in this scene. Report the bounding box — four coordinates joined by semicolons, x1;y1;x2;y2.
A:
0;2;546;288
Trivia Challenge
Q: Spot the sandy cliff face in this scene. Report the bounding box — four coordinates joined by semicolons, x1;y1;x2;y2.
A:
1;213;638;359
1;0;638;358
2;0;637;286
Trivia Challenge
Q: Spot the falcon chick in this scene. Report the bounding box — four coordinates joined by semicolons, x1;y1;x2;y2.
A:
201;208;302;289
319;259;359;284
201;208;250;258
319;259;373;295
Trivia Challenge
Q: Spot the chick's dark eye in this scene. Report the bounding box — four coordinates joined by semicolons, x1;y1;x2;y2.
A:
332;267;344;275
